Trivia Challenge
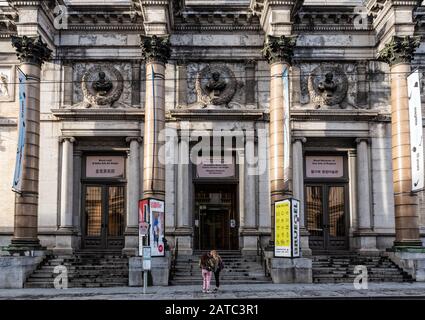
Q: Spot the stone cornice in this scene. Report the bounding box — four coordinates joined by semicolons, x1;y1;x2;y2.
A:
168;109;268;121
51;108;145;121
378;35;421;66
291;109;391;122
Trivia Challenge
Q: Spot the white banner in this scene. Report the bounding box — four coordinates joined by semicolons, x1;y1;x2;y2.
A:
275;198;300;258
408;70;424;192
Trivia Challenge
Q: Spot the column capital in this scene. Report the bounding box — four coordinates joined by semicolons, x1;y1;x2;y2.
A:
262;35;297;65
126;136;143;144
11;35;52;66
140;35;171;64
59;136;76;144
355;137;371;145
378;36;420;67
292;136;307;144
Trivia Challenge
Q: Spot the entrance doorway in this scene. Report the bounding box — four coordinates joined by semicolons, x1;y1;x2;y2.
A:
305;184;348;251
194;184;238;250
304;153;349;252
82;184;125;250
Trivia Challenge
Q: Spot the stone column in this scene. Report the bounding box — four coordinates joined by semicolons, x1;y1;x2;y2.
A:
355;138;378;254
124;137;142;256
292;137;311;256
140;35;171;201
175;124;192;254
378;36;422;247
262;35;297;244
54;137;76;254
241;132;258;254
9;36;51;252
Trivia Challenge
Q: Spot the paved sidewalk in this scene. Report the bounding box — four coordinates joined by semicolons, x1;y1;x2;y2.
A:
1;283;425;300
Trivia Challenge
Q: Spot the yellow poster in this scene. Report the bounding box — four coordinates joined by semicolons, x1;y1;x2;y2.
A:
275;200;291;251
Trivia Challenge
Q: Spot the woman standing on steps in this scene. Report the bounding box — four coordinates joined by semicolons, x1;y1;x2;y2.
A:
199;252;214;293
210;250;224;292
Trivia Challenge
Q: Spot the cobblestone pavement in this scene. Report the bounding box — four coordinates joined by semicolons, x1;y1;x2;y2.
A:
1;283;425;300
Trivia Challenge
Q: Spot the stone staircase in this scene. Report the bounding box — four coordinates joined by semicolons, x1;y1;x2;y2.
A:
312;254;413;283
24;251;129;288
170;250;271;285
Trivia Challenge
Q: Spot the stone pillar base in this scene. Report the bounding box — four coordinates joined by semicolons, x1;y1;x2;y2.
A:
301;230;312;257
53;229;78;255
270;258;312;283
123;228;138;257
385;248;425;281
175;231;193;256
0;251;45;288
129;256;144;286
241;230;259;256
151;252;171;286
355;233;379;256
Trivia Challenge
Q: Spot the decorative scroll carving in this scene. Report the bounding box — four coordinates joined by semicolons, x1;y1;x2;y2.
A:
11;35;52;66
195;65;237;107
308;64;348;108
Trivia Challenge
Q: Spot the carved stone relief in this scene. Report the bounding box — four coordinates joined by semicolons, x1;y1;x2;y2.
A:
300;63;359;109
186;63;251;109
72;63;132;108
0;66;14;101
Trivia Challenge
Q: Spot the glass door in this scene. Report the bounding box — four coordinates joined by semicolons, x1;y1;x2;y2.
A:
83;185;125;250
306;184;348;252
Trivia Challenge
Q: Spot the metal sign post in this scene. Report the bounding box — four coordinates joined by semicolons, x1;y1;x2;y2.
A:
142;246;151;294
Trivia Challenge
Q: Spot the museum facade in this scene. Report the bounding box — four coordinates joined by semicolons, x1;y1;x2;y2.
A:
1;0;425;269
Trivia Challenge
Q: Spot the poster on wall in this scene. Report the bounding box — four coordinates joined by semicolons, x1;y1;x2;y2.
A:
138;199;150;256
149;198;165;257
407;70;424;192
12;69;26;193
274;198;300;258
305;156;344;178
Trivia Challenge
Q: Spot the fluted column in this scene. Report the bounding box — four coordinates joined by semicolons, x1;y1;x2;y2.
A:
378;36;422;247
9;35;51;251
59;137;75;229
140;35;171;201
262;35;297;244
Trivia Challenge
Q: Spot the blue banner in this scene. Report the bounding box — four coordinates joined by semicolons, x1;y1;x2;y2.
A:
12;69;26;193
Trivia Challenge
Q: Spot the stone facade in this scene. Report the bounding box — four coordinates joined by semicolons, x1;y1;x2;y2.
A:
0;0;425;274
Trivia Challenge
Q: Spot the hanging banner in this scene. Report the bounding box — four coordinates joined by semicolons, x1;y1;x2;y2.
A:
407;70;424;192
275;198;300;258
12;69;26;193
282;66;291;188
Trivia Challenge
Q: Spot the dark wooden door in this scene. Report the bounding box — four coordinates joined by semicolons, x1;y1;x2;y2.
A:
82;184;125;250
306;184;348;252
200;207;230;250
